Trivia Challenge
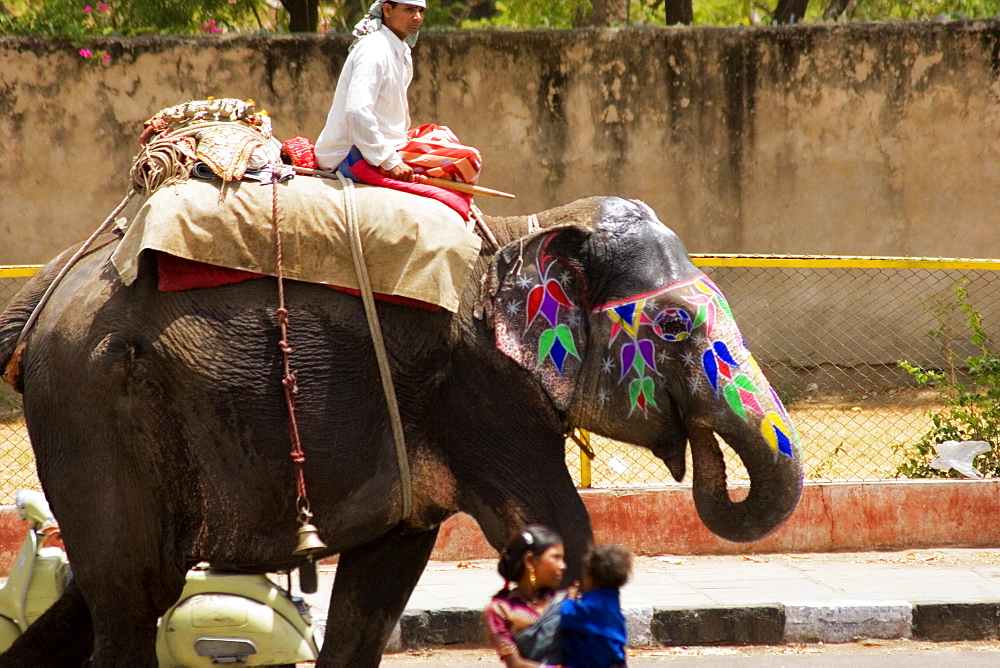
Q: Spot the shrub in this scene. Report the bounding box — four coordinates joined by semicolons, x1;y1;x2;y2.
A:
896;283;1000;478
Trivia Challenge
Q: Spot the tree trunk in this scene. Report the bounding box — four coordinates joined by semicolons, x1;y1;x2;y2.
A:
579;0;629;26
772;0;809;23
664;0;693;24
822;0;852;20
280;0;319;33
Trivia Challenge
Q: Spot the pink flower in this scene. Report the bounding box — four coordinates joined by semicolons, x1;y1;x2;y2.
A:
102;53;111;64
229;0;236;3
79;48;92;58
97;2;108;10
83;5;92;12
201;18;223;33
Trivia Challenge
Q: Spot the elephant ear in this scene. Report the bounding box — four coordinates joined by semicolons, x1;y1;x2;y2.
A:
479;224;590;411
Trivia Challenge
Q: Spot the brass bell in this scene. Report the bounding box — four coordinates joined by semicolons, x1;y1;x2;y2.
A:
293;522;327;556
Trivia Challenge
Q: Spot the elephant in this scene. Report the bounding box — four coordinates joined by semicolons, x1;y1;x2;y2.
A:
0;195;802;666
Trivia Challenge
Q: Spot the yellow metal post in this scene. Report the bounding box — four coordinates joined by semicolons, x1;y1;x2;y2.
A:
574;429;594;488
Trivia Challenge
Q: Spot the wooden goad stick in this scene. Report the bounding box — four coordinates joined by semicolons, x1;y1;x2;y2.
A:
420;176;516;199
293;166;515;199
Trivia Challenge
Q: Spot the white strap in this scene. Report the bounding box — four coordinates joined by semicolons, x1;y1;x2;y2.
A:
336;172;413;520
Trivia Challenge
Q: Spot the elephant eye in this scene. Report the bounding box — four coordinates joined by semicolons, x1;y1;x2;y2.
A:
653;308;693;342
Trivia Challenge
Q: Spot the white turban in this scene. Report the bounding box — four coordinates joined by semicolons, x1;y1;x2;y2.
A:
351;0;426;49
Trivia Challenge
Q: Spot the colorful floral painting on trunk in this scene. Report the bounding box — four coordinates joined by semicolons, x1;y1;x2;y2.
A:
594;274;796;457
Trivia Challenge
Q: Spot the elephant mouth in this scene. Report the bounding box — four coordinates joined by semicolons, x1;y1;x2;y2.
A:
687;421;803;543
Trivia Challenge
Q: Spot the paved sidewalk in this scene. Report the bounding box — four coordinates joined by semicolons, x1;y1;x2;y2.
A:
297;548;1000;650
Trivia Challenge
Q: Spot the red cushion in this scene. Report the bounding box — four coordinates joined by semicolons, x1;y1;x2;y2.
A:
281;137;318;169
347;158;473;219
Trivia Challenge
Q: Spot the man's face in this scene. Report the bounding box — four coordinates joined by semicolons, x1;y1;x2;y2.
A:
382;2;424;41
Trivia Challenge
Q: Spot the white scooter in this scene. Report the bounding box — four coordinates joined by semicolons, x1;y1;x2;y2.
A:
0;490;320;667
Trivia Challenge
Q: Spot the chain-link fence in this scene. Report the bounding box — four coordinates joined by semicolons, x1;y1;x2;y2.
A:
565;256;1000;488
0;268;40;504
2;258;999;502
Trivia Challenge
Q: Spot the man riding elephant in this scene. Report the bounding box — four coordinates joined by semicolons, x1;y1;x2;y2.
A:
314;0;483;187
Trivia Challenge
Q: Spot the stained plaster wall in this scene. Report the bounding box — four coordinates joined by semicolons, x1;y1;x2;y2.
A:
2;23;1000;374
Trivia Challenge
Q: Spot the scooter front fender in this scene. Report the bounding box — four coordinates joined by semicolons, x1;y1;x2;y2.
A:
157;571;318;667
0;615;22;653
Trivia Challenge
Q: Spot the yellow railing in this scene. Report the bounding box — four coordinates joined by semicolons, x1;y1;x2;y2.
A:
0;266;43;278
690;254;1000;270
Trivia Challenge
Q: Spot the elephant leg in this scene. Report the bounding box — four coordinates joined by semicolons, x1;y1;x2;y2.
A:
0;578;93;667
464;468;593;583
40;473;187;666
317;526;440;668
83;563;185;667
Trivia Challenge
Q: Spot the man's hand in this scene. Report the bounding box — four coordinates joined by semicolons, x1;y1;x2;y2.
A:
378;163;425;183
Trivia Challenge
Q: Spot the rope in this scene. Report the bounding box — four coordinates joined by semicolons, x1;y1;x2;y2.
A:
270;181;315;524
130;137;195;194
336;172;413;520
470;205;500;251
14;189;136;349
130;121;277;195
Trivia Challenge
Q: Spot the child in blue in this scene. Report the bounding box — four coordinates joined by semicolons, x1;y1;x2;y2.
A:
560;544;632;668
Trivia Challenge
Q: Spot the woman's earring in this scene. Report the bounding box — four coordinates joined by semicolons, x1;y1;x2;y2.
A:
528;565;536;587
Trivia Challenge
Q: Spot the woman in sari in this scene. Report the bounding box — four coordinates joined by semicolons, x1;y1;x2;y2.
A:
485;524;568;667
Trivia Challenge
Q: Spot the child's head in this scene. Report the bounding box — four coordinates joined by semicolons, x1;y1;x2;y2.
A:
582;544;632;591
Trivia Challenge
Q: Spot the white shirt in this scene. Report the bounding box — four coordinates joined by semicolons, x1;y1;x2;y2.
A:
314;26;412;172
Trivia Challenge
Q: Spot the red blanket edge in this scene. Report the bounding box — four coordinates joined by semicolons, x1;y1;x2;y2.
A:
155;252;443;311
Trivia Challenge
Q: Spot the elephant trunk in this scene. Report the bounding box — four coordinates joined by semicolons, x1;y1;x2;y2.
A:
688;424;803;543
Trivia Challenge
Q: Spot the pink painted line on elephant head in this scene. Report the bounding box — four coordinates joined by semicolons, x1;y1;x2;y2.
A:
591;272;707;312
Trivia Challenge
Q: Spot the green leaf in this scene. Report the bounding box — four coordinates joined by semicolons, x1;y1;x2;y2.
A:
733;374;758;393
641;376;657;408
538;328;557;361
629;379;642;410
724;384;745;419
554;324;579;358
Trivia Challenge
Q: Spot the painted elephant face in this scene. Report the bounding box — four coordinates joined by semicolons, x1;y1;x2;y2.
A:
486;202;803;543
489;229;796;457
591;274;798;460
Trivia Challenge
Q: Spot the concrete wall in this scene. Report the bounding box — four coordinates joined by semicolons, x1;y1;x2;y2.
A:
3;22;1000;265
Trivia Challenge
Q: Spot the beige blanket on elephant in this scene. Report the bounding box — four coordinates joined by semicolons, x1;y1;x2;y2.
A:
110;175;482;313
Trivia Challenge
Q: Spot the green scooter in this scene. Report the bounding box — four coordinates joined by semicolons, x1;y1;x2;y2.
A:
0;490;320;667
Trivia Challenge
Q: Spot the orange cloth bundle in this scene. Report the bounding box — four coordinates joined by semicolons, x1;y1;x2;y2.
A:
397;123;482;185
